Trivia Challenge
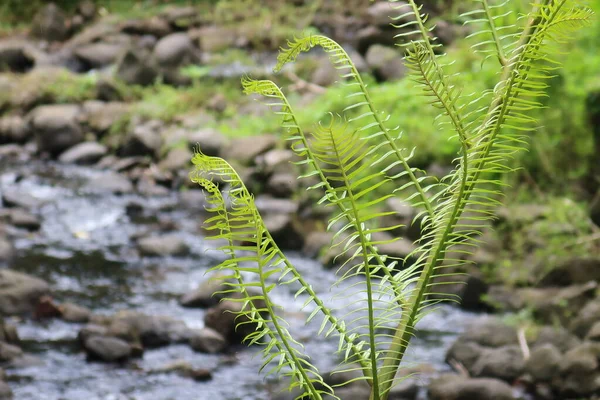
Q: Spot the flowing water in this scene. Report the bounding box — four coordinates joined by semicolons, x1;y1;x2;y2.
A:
0;158;480;400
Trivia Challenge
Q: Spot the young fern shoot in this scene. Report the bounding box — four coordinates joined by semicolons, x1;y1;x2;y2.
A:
189;1;593;399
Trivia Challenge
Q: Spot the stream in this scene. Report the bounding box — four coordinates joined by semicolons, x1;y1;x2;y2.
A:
0;157;480;400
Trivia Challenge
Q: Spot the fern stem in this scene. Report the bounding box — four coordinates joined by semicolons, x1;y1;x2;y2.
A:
482;0;508;66
325;126;380;399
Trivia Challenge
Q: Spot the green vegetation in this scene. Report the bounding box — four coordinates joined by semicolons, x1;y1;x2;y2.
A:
189;1;594;400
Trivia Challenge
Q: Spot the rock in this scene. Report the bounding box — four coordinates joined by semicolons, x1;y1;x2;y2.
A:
96;77;123;102
115;47;158;86
374;235;416;263
159;147;192;172
192;26;237;53
431;268;489;311
0;342;23;362
137;235;189;257
84;336;131;362
189;327;227;354
31;3;68;42
458;317;518;348
570;299;600;338
33;295;61;319
254;196;299;215
179;273;232;308
525;343;562;381
538;257;600;286
186;128;227;156
311;57;338;87
222;134;278;166
78;324;109;343
152;360;212;381
28;104;83;155
495;203;549;225
0;115;30;144
120;122;163;158
586;321;600;341
428;375;514;400
85;101;129;134
8;209;40;230
302;231;333;258
471;345;524;381
0;269;50;315
446;340;486;373
0;39;37;73
520;282;597;325
365;45;406;82
533;325;581;353
59;142;107;164
77;0;96;20
355;25;396;54
59;303;91;323
204;298;265;343
86;172;133;194
367;1;414;27
110;311;190;348
263;213;304;251
266;173;298;198
74;42;126;69
557;342;600;396
154;33;197;67
434;20;461;46
0;239;13;263
0;381;12;399
120;18;171;37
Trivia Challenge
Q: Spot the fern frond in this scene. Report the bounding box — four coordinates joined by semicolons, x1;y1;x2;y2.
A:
274;34;436;219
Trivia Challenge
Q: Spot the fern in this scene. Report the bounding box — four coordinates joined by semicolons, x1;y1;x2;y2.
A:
189;1;593;399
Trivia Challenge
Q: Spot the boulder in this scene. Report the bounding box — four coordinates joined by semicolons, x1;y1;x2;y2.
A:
85;101;129;133
0;269;50;315
222;134;278;166
137;235;189;257
525;343;562;381
302;231;333;259
84;336;132;362
263;213;304;251
59;142;107;164
532;325;581;353
153;33;198;67
366;1;415;27
254;196;299;215
31;3;68;42
266;173;298;198
189;327;227;354
120;18;171;37
186;128;227;156
556;342;600;396
8;209;40;231
179;273;232;308
538;257;600;286
86;172;134;194
446;340;486;373
310;56;338;87
471;345;524;381
159;147;192;172
115;47;158;86
586;321;600;341
59;302;91;323
570;299;600;338
0;342;23;362
28;104;83;155
119;122;163;158
78;323;109;343
428;375;514;400
457;317;518;348
0;115;30;144
255;149;296;175
365;45;406;82
0;381;12;399
204;297;265;343
74;42;126;69
191;26;237;53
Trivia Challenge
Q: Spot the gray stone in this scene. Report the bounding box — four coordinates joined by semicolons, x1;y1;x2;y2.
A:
266;173;298;198
191;26;237;53
120;123;163;157
302;231;333;259
459;317;518;348
120;18;171;38
0;380;12;399
571;299;600;338
367;1;414;27
0;238;14;262
186;128;227;157
31;3;68;42
137;235;189;257
9;209;40;230
428;375;514;400
557;342;600;396
0;116;30;144
446;340;486;373
586;321;600;341
59;302;91;323
84;336;131;362
311;57;338;87
179;273;232;308
0;342;23;362
28;104;83;155
204;296;265;343
0;39;37;73
78;324;109;343
85;101;129;133
538;257;600;286
115;47;158;86
86;172;133;194
365;45;406;82
526;343;562;381
74;42;126;68
263;213;304;251
254;196;299;215
222;134;278;166
189;327;227;354
159;147;192;172
0;269;50;315
533;325;581;353
59;142;107;164
154;33;197;67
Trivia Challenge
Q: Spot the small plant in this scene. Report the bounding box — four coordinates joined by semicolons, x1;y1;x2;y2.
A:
189;1;593;399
